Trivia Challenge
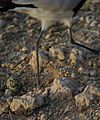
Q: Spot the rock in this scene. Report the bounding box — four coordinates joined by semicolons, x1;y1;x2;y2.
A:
45;33;51;39
13;18;18;24
10;93;44;113
79;16;85;22
51;77;77;96
75;85;100;110
29;51;50;72
89;70;96;77
78;67;83;73
4;89;13;97
88;85;100;96
0;98;9;115
5;76;22;96
95;110;100;117
0;19;5;29
40;113;47;120
10;98;23;114
75;91;93;110
69;48;83;65
45;62;61;78
79;113;88;120
49;47;66;60
6;77;17;95
21;95;44;110
73;16;80;22
86;15;94;24
90;20;98;27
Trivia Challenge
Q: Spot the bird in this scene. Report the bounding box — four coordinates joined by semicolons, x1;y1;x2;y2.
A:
0;0;99;88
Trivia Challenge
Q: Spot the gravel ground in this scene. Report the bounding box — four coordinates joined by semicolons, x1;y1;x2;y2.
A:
0;1;100;120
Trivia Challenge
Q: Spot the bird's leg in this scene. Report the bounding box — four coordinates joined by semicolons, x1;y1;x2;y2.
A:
68;27;99;54
35;30;44;88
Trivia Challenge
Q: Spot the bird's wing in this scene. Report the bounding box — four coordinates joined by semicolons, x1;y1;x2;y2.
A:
12;0;34;5
12;0;84;12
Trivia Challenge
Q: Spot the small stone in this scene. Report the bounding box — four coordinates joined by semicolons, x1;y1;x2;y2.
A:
6;77;17;92
95;110;100;117
0;19;5;29
89;70;96;76
79;113;87;120
88;85;100;96
90;20;98;27
20;47;27;52
0;99;9;115
9;64;14;69
45;33;51;39
78;67;83;73
20;54;27;60
49;47;65;60
86;16;94;24
71;72;76;79
73;16;80;23
40;113;47;120
13;18;18;24
6;76;21;95
80;16;85;22
29;51;50;71
4;89;13;97
88;61;92;66
69;48;83;65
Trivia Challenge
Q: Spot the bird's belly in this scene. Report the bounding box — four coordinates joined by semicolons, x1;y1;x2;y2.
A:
21;8;74;30
27;9;73;24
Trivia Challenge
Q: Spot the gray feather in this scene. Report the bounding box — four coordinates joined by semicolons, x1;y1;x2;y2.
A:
12;0;82;12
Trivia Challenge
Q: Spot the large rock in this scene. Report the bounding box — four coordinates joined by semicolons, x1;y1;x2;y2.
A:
51;77;77;96
75;85;100;110
10;93;44;114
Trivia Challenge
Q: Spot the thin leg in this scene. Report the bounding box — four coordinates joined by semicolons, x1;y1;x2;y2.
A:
35;30;44;88
68;27;99;54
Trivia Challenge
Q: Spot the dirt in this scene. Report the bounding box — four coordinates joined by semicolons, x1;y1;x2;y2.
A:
0;1;100;120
